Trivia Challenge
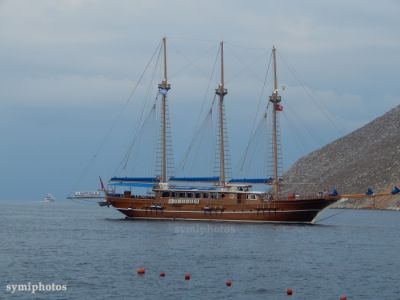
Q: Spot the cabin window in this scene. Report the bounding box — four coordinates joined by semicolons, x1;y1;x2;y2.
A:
203;193;209;198
195;192;201;198
171;192;177;197
161;192;170;197
210;193;218;199
179;192;186;198
187;192;193;198
247;194;257;200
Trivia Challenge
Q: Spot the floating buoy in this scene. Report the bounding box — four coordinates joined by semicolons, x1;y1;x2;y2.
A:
160;272;165;277
137;267;145;275
287;288;293;296
339;296;347;300
225;280;232;287
184;273;191;280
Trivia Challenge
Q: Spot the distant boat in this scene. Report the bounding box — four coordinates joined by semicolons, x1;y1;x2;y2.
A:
43;193;55;202
67;190;107;206
67;191;103;199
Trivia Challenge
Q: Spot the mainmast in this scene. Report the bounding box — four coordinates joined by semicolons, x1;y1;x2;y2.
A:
269;46;281;200
215;41;228;187
158;37;171;183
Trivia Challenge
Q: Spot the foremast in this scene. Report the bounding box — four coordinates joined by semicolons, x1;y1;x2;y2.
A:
158;37;171;183
269;46;282;200
215;41;228;188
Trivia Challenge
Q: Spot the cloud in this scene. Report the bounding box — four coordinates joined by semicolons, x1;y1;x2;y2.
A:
0;0;399;200
1;75;133;106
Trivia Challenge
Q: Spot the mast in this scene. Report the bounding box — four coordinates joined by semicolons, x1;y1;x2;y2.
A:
215;41;228;187
158;37;170;183
269;46;281;200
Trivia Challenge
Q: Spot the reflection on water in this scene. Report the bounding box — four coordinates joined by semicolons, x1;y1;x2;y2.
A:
1;202;399;299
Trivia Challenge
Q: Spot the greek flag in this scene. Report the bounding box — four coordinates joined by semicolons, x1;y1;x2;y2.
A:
159;88;168;96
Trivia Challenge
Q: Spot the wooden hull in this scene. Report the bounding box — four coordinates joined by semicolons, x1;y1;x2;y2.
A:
106;195;339;224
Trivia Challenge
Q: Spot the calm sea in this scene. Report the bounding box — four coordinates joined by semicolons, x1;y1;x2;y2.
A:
1;201;399;299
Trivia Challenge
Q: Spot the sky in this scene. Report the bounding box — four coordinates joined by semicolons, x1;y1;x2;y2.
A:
0;0;399;201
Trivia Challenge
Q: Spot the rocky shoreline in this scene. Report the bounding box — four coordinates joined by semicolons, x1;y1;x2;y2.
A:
283;105;400;210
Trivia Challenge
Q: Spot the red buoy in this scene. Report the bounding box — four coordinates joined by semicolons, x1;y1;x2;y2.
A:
184;273;191;280
225;280;232;287
287;288;293;296
160;272;165;277
340;296;347;300
137;267;145;275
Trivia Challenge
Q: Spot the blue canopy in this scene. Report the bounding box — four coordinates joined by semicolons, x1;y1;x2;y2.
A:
109;182;154;188
110;176;277;185
229;178;272;184
110;177;159;183
170;176;220;182
170;186;217;191
170;177;275;184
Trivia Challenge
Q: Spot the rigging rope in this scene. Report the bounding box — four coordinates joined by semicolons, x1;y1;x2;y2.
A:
70;40;162;193
277;50;347;135
176;46;220;173
237;103;269;173
115;97;158;175
169;44;218;79
281;110;308;154
282;99;325;146
224;44;269;85
249;51;272;142
188;109;214;174
191;47;220;138
235;49;272;177
178;95;216;172
314;210;346;224
139;43;163;129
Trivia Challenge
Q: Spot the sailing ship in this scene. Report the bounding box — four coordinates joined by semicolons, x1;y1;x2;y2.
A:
103;38;341;223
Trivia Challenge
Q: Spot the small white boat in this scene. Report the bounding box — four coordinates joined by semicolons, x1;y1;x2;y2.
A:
43;193;55;202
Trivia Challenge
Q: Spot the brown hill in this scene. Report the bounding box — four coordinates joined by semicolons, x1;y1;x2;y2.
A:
283;105;400;209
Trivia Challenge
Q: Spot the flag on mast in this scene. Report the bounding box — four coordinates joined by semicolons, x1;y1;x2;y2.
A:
99;176;105;190
275;103;283;111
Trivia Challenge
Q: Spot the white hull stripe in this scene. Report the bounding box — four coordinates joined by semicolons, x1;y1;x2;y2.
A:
117;208;320;214
119;216;313;224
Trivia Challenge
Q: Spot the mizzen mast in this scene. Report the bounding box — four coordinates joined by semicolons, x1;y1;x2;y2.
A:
269;46;281;200
215;41;228;187
158;37;171;183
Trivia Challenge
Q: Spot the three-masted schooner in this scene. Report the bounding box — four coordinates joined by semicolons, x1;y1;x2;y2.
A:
104;38;340;223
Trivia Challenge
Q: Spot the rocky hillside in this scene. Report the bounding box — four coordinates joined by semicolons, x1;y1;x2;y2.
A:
283;105;400;210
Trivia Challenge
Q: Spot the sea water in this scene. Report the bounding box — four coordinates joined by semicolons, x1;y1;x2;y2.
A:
1;201;399;299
